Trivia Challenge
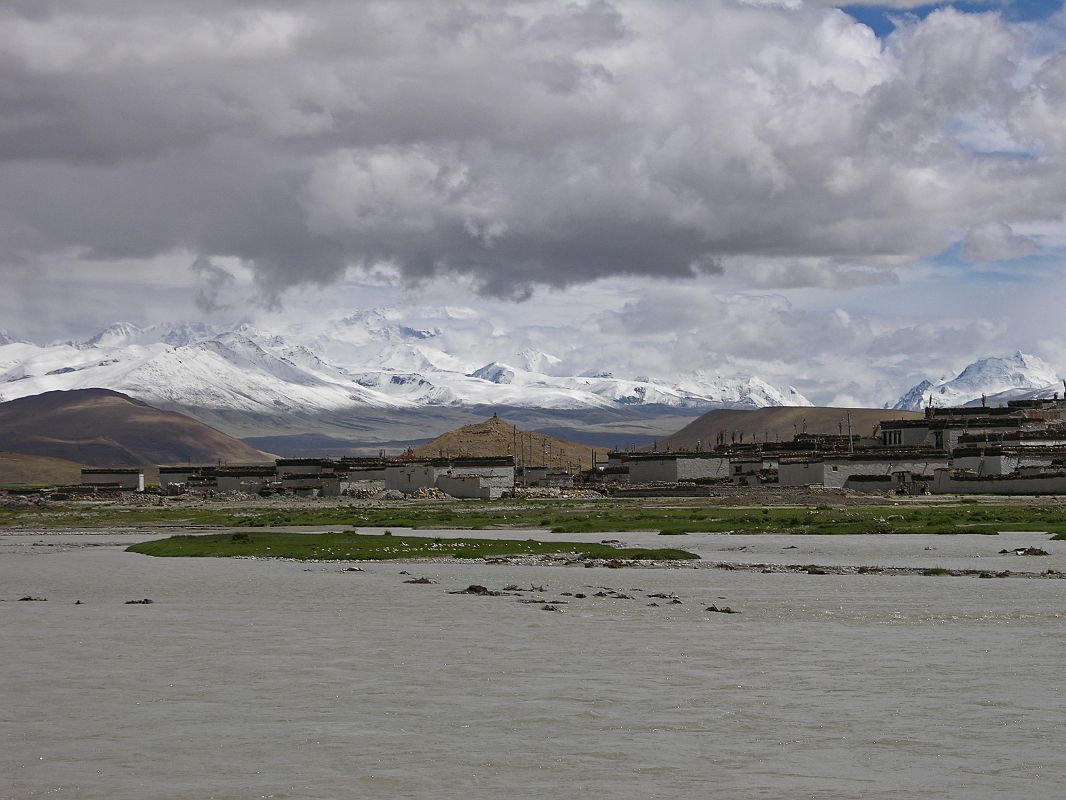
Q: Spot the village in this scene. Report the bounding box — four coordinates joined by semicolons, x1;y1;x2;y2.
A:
28;395;1066;502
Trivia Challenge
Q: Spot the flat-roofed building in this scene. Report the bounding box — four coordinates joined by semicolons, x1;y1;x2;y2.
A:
628;453;730;484
385;457;514;496
216;465;276;494
779;452;949;489
81;467;144;492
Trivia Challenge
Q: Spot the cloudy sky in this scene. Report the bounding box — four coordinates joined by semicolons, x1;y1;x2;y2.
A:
2;0;1066;405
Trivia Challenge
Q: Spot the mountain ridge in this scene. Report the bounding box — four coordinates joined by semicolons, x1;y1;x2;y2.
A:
0;318;814;419
892;352;1063;411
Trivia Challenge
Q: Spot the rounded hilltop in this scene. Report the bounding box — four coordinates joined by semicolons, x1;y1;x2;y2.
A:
410;414;597;470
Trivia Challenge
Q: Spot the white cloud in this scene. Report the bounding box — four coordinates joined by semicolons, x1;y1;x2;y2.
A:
961;221;1036;262
0;2;1063;298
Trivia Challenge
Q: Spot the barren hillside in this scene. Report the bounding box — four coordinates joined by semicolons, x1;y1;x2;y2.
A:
0;388;274;467
411;415;599;470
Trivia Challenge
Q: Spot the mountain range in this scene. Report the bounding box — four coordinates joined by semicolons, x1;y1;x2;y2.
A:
2;315;1062;452
0;316;811;419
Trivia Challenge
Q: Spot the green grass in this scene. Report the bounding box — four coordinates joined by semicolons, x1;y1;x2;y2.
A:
126;530;700;561
5;500;1066;537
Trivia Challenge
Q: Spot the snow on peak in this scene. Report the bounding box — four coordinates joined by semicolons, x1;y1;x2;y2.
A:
78;321;220;349
470;362;516;385
892;353;1061;410
81;322;145;348
515;348;562;374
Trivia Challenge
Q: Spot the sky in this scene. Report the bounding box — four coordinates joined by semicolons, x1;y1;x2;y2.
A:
2;0;1066;406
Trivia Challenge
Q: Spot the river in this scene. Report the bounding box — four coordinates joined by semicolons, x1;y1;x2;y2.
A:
2;529;1064;799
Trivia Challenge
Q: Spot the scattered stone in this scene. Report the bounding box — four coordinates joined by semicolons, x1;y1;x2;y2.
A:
647;592;678;599
344;567;364;572
647;602;659;607
503;584;523;592
399;570;410;575
668;598;683;605
125;598;154;604
601;539;622;545
998;547;1048;556
18;595;46;601
806;567;828;575
541;604;561;612
404;577;435;584
605;559;624;569
450;584;502;596
706;605;739;614
529;583;547;592
573;593;586;599
593;591;610;597
74;600;82;605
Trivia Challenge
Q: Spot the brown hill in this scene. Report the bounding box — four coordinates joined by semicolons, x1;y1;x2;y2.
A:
411;415;599;470
656;406;924;450
0;451;84;487
0;388;273;468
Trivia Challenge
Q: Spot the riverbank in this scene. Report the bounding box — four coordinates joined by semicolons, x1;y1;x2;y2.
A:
5;493;1066;536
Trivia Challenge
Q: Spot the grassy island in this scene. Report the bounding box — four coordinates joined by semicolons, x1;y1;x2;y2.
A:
126;530;700;561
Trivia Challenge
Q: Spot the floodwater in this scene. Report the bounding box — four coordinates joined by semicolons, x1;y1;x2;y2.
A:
2;529;1064;799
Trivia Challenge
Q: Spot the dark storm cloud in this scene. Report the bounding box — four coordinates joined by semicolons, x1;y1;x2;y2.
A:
190;256;236;313
1;1;1065;300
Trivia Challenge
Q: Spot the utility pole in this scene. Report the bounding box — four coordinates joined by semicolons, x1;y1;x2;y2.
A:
847;412;854;454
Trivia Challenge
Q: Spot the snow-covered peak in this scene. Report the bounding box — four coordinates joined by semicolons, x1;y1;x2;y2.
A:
81;322;145;348
398;325;440;340
893;353;1062;410
470;362;517;384
890;379;935;411
515;348;562;374
77;321;221;349
152;322;221;348
0;329;21;346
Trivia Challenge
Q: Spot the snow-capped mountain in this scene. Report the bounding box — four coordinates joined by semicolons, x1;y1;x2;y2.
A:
0;317;813;415
892;352;1062;411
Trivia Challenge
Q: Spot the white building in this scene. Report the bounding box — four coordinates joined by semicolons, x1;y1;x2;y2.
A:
384;458;515;497
778;454;948;489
